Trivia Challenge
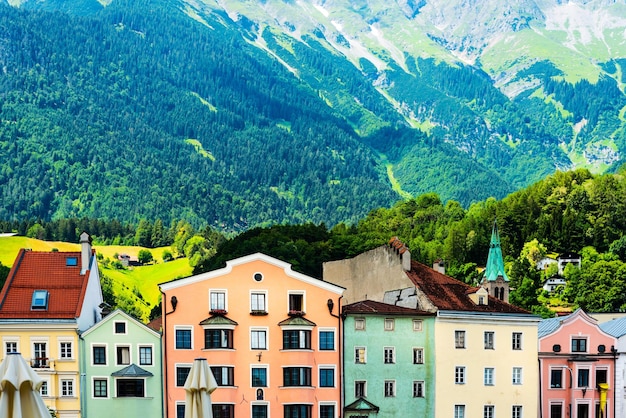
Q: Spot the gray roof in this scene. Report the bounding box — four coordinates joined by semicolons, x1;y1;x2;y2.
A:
600;316;626;338
538;314;570;338
111;363;153;377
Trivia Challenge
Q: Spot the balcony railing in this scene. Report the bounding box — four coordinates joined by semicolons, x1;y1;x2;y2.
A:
31;357;50;369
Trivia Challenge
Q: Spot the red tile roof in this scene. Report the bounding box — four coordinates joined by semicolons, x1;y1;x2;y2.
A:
146;315;162;332
343;299;434;316
406;260;529;314
0;249;92;319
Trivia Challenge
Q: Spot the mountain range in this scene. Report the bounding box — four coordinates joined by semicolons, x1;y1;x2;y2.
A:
1;0;625;230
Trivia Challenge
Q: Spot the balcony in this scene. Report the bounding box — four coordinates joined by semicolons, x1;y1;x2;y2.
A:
31;357;50;369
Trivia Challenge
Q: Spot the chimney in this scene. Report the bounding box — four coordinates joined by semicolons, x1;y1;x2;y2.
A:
80;232;92;275
433;259;445;274
388;237;411;271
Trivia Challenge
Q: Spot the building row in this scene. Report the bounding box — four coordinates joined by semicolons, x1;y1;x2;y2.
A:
1;230;625;417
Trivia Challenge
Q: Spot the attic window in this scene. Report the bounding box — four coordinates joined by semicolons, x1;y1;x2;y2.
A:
31;290;49;310
66;257;78;267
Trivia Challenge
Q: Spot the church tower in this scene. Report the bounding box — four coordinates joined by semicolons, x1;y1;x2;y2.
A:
481;220;510;302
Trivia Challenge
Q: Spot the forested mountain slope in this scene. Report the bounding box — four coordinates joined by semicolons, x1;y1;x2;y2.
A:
1;0;626;231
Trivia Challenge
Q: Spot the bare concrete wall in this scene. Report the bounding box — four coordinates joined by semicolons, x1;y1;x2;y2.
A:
322;245;414;305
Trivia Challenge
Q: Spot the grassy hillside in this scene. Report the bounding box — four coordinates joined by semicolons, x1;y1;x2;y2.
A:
0;236;192;322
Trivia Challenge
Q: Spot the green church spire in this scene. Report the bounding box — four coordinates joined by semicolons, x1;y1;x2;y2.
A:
483;220;509;282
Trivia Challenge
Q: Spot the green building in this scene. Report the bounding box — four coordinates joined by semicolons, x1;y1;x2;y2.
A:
79;309;163;418
343;300;436;418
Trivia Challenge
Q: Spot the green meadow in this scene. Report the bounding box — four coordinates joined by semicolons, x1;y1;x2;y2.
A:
0;236;193;322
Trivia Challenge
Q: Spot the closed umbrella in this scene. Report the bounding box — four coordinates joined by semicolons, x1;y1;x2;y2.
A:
184;357;218;418
0;352;50;418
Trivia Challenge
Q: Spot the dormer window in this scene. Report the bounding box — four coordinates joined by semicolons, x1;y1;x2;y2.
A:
31;290;49;310
66;257;78;267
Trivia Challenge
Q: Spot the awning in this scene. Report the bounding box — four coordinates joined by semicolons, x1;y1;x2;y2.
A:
111;363;153;377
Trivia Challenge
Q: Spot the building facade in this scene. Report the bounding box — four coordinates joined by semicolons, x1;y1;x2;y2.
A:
159;253;344;418
80;309;163;418
0;232;103;418
324;237;540;418
342;300;435;417
540;310;617;418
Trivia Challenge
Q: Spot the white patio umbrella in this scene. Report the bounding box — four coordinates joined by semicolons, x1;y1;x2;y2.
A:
184;357;218;418
0;352;50;418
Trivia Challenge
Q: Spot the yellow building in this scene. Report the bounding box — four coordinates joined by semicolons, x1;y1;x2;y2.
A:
0;232;104;418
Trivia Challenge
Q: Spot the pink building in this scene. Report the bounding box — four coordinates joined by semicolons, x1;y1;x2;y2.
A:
539;309;617;418
159;253;344;418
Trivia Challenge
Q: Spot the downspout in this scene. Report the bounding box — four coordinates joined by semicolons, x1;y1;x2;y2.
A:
79;330;87;418
612;345;618;418
328;295;343;417
160;290;178;418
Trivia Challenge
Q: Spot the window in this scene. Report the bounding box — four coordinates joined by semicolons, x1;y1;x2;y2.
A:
484;368;494;385
213;404;234;418
550;404;563;418
283;367;311;386
205;329;233;349
413;320;423;331
484;332;494;349
176;404;186;418
319;330;335;350
116;379;145;397
5;341;17;354
116;346;130;365
251;330;267;350
319;368;334;387
31;290;49;310
572;338;587;353
175;328;192;349
320;405;335;418
512;332;522;350
355;347;366;364
512;367;522;385
284;405;311;418
384;318;394;331
114;322;126;334
93;346;106;365
288;293;304;312
384;380;395;397
413;380;425;398
93;379;108;398
455;366;466;384
66;257;78;266
550;369;563;388
283;330;311;349
355;381;366;398
60;342;73;359
484;405;494;418
252;367;267;387
32;342;48;368
61;379;74;397
596;368;608;385
210;291;226;311
455;331;466;348
252;405;268;418
176;366;191;387
139;346;152;365
211;366;234;386
251;292;266;313
454;405;465;418
413;348;424;364
355;318;365;330
384;347;395;364
577;368;590;388
512;405;523;418
40;381;48;397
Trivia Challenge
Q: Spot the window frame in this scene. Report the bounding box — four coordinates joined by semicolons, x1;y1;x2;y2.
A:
210;289;227;312
413;347;424;364
92;344;107;366
138;345;153;366
211;366;235;387
484;405;495;418
455;330;466;349
251;328;268;350
115;344;131;366
512;332;522;350
61;378;75;397
282;329;312;350
251;366;268;387
284;404;312;418
413;319;423;331
319;329;335;351
319;366;335;388
384;380;395;397
484;367;494;386
175;364;192;387
114;321;127;335
384;318;395;331
413;380;425;398
454;405;466;418
250;291;267;314
571;337;588;353
484;331;494;349
383;346;395;364
550;368;563;389
355;380;366;398
577;367;590;388
355;346;366;364
59;340;73;360
512;405;523;418
512;367;522;385
93;377;109;399
204;328;234;349
115;378;145;398
283;367;312;387
287;291;305;313
354;317;365;331
455;366;466;384
175;326;193;350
